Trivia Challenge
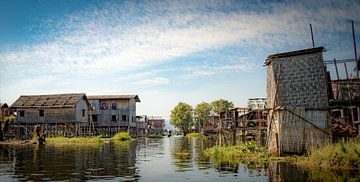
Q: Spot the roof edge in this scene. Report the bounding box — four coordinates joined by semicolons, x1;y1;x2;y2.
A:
265;46;325;65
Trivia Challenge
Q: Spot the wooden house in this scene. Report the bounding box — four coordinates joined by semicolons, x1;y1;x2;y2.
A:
11;93;90;138
147;116;165;135
87;95;140;136
265;47;331;155
136;115;148;136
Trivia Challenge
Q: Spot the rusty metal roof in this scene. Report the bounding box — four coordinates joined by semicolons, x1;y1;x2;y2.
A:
11;93;88;108
87;95;141;102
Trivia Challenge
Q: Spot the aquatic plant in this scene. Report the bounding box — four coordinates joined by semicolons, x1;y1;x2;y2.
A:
296;140;360;170
46;136;103;143
111;132;132;141
204;141;270;163
185;133;201;138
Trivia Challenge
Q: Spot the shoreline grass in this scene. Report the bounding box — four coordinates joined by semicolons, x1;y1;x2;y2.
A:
294;140;360;171
205;139;360;171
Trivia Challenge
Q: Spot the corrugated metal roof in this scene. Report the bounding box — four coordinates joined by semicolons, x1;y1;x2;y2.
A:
11;93;87;108
87;95;141;102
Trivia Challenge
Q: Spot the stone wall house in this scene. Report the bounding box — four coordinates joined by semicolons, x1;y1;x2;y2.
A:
265;47;331;155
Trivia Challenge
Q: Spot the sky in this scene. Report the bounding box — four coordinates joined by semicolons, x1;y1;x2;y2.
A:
0;0;360;126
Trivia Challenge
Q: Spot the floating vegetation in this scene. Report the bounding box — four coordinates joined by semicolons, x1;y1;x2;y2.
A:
295;140;360;171
204;141;270;164
185;133;203;139
46;136;104;145
111;132;132;141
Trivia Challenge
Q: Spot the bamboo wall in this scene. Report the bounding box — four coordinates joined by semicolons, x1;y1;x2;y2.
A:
266;48;331;155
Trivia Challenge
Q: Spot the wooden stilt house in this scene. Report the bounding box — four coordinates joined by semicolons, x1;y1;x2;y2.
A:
11;93;91;138
265;47;332;155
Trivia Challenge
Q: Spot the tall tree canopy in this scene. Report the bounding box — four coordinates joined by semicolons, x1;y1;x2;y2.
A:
170;102;193;135
210;99;234;113
194;102;211;131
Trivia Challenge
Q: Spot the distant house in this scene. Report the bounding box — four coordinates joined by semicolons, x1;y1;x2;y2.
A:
136;115;148;136
148;117;165;135
247;98;267;110
11;93;90;138
87;95;140;136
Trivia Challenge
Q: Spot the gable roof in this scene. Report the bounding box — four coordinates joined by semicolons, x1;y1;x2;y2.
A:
87;95;141;102
1;103;8;108
264;47;325;65
11;93;89;108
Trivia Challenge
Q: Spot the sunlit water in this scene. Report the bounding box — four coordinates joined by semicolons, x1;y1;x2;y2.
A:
0;137;359;181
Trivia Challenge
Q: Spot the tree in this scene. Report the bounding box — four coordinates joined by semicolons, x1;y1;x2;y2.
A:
210;99;234;113
170;102;193;136
194;102;211;133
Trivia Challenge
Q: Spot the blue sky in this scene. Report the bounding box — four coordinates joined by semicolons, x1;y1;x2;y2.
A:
1;0;360;123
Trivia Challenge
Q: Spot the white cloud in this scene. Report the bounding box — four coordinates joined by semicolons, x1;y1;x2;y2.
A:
133;77;171;86
184;61;256;78
1;0;359;78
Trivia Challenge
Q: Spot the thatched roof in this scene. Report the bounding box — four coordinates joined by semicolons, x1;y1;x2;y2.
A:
87;95;141;102
11;93;89;108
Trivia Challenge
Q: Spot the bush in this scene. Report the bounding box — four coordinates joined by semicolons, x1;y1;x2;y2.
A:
111;132;132;141
204;141;270;163
185;133;201;138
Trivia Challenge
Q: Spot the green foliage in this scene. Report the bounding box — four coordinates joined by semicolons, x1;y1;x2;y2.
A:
170;102;193;135
204;141;270;163
111;132;132;141
296;140;360;170
2;115;16;130
185;132;202;138
194;102;211;128
210;99;234;113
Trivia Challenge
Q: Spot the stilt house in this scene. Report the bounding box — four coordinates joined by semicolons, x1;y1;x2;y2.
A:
265;47;331;155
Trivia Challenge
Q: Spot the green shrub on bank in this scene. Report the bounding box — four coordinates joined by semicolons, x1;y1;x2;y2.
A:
111;132;132;141
204;141;270;163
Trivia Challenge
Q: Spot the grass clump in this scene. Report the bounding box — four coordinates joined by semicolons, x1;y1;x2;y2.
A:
46;136;103;145
185;133;202;138
204;141;270;163
111;132;132;141
296;140;360;170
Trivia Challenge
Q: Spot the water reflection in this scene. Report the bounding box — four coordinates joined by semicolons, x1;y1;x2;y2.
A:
0;138;359;181
0;141;138;181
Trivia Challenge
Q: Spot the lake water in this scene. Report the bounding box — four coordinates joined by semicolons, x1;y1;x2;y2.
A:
0;137;359;181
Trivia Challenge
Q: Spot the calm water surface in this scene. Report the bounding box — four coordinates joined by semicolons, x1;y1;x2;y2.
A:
0;137;359;181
